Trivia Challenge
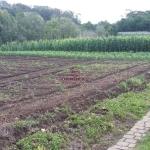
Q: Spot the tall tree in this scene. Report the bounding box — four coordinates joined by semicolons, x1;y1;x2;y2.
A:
44;17;80;39
0;0;10;9
82;21;96;31
117;11;150;32
7;3;31;17
61;11;81;24
32;6;53;21
16;12;45;41
44;18;61;39
0;9;17;44
59;17;80;38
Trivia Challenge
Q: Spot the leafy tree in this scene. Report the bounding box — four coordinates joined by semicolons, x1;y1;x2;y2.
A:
44;18;61;39
44;17;80;39
116;11;150;32
7;3;31;17
0;9;17;44
96;25;106;37
98;21;110;30
107;24;118;36
32;6;53;21
0;0;10;9
59;17;80;38
16;12;45;41
51;8;62;19
61;11;81;24
82;21;96;31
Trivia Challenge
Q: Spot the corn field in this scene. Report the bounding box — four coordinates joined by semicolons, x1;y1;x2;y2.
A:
1;36;150;52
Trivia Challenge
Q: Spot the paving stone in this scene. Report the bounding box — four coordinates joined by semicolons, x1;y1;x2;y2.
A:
127;131;134;135
133;126;144;130
140;120;147;122
131;128;138;132
128;143;136;148
136;129;146;134
145;127;150;131
120;147;129;150
136;120;142;123
111;145;122;149
143;118;150;122
135;124;145;128
141;133;146;137
145;119;150;121
107;148;119;150
145;124;150;128
125;139;137;144
123;135;134;139
107;111;150;150
134;133;142;137
145;121;150;125
136;121;145;124
118;138;126;142
136;124;145;127
135;123;145;126
134;136;141;140
116;142;129;147
135;121;145;125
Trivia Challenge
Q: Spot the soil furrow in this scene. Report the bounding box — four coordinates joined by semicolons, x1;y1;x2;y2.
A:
0;64;149;124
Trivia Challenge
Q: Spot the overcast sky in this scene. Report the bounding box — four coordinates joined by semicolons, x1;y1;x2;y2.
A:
7;0;150;24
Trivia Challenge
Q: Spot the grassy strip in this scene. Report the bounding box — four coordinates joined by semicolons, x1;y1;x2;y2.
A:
65;86;150;145
1;51;150;61
134;132;150;150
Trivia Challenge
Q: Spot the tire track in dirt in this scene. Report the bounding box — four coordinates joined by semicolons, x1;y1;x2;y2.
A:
0;63;142;106
0;59;106;87
0;64;150;124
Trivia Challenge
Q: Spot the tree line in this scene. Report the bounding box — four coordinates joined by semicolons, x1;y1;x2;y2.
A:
0;0;150;45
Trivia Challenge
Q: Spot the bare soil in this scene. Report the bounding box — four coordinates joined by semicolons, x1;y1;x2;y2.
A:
0;56;150;149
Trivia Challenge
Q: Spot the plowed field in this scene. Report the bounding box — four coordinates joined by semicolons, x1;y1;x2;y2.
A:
0;56;150;149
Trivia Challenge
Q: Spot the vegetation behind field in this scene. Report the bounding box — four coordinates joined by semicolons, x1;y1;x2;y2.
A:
0;1;150;45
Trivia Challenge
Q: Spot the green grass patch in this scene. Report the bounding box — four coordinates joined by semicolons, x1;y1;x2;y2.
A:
16;132;66;150
1;51;150;61
99;92;149;119
67;113;113;141
134;132;150;150
13;119;39;129
117;75;147;91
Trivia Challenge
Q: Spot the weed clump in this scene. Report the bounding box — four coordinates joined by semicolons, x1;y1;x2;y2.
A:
117;75;147;91
16;132;64;150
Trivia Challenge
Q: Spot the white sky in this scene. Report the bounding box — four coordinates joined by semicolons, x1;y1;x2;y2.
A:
7;0;150;24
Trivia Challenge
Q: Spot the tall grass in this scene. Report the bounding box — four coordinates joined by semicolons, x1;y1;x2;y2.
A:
1;36;150;52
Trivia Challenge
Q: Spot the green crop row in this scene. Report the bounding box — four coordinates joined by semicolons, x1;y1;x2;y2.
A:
1;36;150;52
1;51;150;61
